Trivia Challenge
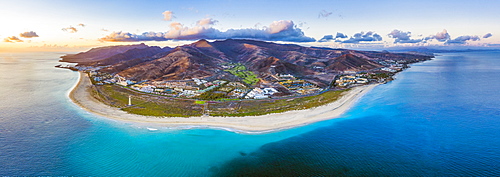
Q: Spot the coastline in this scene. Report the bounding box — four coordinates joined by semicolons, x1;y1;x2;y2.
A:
69;72;378;133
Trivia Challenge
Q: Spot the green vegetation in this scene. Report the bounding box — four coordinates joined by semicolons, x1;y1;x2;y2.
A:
209;89;349;117
195;100;206;104
91;85;203;117
91;83;350;117
197;91;228;100
223;63;259;85
368;72;395;81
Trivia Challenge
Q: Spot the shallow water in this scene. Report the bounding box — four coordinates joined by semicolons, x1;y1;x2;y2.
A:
1;51;499;176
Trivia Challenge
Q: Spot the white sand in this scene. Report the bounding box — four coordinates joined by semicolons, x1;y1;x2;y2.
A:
69;72;378;133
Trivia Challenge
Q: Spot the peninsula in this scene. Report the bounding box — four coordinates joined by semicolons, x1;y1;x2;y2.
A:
61;39;433;132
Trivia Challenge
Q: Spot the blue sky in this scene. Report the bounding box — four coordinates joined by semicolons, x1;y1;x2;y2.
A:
1;0;499;51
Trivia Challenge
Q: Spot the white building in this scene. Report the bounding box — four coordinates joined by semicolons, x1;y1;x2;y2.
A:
193;78;208;85
245;88;264;99
381;67;397;72
139;86;155;93
262;88;278;95
245;87;279;99
356;78;369;84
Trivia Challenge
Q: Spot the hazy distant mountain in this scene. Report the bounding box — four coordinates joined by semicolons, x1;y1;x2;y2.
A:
61;39;433;84
60;43;152;63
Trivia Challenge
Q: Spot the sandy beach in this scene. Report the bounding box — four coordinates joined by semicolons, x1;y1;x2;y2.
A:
69;72;378;133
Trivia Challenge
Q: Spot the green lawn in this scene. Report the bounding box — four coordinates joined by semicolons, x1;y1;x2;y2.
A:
223;63;259;85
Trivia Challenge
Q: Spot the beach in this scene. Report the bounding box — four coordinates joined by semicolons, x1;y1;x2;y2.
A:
69;72;377;133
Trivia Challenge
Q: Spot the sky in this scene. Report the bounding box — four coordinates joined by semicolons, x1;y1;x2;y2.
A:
1;0;499;52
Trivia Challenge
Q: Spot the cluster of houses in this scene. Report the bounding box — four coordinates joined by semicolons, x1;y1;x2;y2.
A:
89;71;327;100
335;75;369;87
279;79;321;95
244;88;279;99
378;59;405;73
130;79;229;98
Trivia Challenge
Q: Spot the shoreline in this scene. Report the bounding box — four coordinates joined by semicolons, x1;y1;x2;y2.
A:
69;72;378;133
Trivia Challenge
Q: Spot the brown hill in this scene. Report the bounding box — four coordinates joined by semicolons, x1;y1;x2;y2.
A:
61;39;433;83
89;46;171;66
248;57;315;77
60;43;149;63
118;47;223;81
326;54;383;71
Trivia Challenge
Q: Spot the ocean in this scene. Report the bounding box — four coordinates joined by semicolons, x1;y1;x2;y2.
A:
1;51;499;176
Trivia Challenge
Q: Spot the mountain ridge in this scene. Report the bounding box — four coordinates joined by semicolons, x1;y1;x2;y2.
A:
60;39;433;85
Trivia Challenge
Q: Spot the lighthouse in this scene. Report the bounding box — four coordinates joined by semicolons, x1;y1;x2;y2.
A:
128;96;132;106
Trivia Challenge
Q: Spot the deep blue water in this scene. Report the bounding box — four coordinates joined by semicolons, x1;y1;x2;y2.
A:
1;51;499;176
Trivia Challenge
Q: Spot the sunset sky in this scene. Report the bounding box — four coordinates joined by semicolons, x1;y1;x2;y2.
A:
1;0;499;52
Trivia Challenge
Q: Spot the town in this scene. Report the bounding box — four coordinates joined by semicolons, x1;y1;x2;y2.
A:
83;59;407;101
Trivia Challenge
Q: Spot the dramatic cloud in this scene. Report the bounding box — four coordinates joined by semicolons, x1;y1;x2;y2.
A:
162;11;174;21
445;35;480;44
318;32;348;42
100;19;315;42
434;29;451;42
340;31;382;43
77;23;85;27
318;35;334;42
388;30;423;43
318;10;333;18
425;29;450;42
335;32;348;39
3;36;23;42
62;26;78;33
19;31;39;38
483;33;493;38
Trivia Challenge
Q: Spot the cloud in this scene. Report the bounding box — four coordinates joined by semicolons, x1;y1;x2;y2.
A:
197;18;217;26
19;31;39;38
335;32;348;39
445;35;480;44
318;10;333;18
483;33;493;38
318;32;348;42
434;29;450;42
388;29;423;43
100;19;315;42
318;35;334;42
62;26;78;33
162;11;174;21
3;36;23;42
424;29;450;42
340;31;382;43
77;23;85;27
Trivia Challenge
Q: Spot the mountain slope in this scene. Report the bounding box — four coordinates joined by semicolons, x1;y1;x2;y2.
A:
90;46;171;66
118;47;223;81
60;43;149;63
326;54;383;71
61;39;433;83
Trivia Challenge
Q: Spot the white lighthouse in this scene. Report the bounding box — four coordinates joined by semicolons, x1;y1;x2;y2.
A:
128;96;132;106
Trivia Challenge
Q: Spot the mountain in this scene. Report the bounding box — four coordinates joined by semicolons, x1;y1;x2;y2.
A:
118;47;223;81
61;39;433;84
326;54;383;72
248;56;315;77
90;46;171;66
60;43;151;63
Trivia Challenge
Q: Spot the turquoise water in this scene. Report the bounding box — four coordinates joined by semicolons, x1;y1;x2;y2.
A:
1;51;499;176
